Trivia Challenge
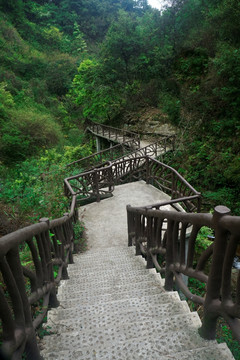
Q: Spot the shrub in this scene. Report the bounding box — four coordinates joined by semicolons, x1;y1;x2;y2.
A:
0;107;63;163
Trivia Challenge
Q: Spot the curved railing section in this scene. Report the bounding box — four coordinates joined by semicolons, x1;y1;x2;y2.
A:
127;205;240;344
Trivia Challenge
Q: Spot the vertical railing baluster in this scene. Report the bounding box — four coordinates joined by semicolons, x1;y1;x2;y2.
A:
165;219;174;291
147;215;154;269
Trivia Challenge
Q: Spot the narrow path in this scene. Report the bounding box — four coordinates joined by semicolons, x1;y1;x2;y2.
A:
79;181;173;249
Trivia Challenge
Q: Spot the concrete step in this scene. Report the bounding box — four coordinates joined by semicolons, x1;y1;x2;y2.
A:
67;266;158;279
41;313;233;360
56;290;181;310
41;312;202;352
59;271;164;289
57;283;165;305
57;277;164;297
75;246;135;257
67;261;146;275
45;300;190;333
41;342;234;360
69;252;142;267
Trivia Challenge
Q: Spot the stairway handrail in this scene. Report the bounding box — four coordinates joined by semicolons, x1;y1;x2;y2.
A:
127;203;240;344
0;195;78;359
66;140;134;172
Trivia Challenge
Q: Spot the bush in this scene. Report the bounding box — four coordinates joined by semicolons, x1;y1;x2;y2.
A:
0;107;63;163
158;92;180;125
45;54;77;96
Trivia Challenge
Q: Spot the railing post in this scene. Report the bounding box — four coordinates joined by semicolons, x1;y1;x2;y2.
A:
197;195;202;213
96;136;101;152
171;173;176;199
93;169;100;202
64;212;73;267
146;215;154;269
146;156;150;184
39;218;60;308
164;219;174;291
199;205;231;340
135;214;142;256
108;165;113;192
127;205;133;247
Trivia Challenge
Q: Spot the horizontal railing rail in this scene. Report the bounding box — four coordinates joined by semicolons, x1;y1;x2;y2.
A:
66;141;135;174
127;204;240;344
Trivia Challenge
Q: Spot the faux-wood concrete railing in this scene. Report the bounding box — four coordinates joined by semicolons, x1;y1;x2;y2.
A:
0;195;77;359
85;118;141;149
127;204;240;344
65;155;201;212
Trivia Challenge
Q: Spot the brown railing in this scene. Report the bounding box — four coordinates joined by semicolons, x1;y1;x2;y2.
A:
127;205;240;343
66;141;134;174
65;155;200;212
144;157;201;212
65;162;114;203
0;194;77;359
86;119;141;149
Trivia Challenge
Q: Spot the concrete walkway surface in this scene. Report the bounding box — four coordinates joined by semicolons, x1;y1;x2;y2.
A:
79;181;173;249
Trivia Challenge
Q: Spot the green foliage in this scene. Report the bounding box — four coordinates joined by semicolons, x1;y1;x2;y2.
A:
217;320;240;360
159;93;180;125
0;106;63;163
0;135;93;223
195;226;213;255
45;54;77;96
0;82;14;119
71;59;125;121
73;221;87;252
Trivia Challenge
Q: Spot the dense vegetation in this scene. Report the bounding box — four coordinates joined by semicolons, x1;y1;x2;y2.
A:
0;0;240;227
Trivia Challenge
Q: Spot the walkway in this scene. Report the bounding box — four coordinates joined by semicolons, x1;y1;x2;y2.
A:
40;182;234;359
79;181;174;249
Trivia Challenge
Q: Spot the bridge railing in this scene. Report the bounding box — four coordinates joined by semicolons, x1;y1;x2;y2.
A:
65;161;114;203
127;204;240;344
86;119;140;149
0;193;77;359
66;141;134;174
65;155;200;212
144;158;201;212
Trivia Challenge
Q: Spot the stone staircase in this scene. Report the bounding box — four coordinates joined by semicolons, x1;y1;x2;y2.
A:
41;246;234;359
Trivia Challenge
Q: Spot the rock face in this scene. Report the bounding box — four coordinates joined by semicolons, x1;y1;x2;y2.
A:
123;107;176;137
